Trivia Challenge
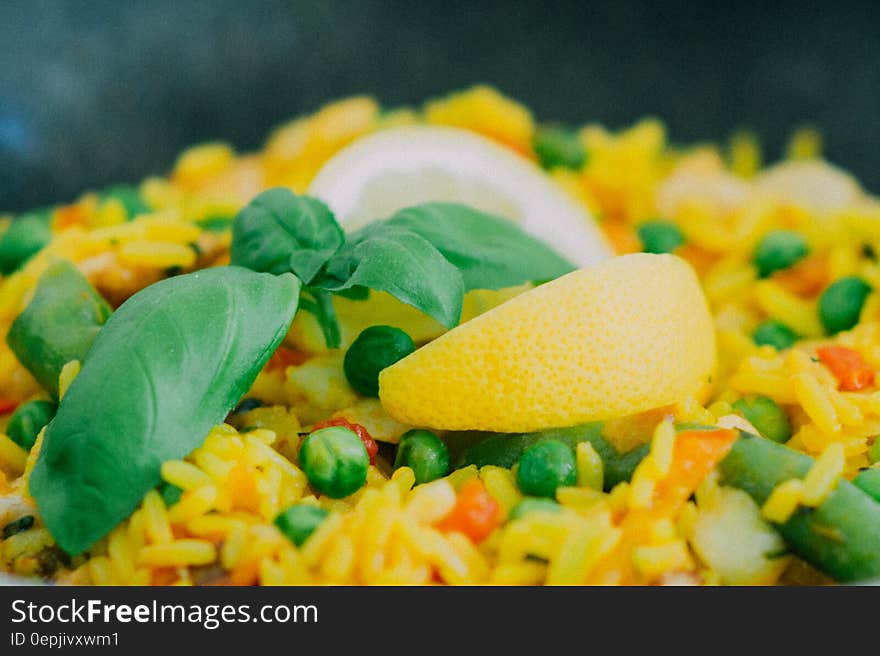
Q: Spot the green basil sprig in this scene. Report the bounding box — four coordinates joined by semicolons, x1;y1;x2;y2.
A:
231;188;344;283
316;222;465;330
382;203;576;290
30;266;301;554
230;189;576;347
299;287;342;349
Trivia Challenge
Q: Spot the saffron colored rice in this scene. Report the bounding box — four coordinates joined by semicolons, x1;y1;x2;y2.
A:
1;86;879;586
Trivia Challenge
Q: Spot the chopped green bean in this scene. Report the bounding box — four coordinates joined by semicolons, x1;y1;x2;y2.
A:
719;433;880;582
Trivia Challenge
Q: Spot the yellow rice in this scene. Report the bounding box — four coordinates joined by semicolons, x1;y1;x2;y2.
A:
1;86;879;586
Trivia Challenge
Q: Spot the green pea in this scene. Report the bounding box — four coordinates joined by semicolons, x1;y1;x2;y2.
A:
274;504;330;546
0;210;53;275
853;468;880;503
299;426;369;498
101;185;150;220
196;215;234;233
6;400;56;451
732;396;791;444
343;325;415;397
752;319;798;350
753;230;808;278
533;126;587;171
516;439;577;498
394;429;450;484
637;220;684;254
158;482;183;507
869;438;880;465
819;276;871;335
508;497;562;521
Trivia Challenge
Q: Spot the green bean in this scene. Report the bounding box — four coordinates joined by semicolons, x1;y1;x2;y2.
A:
6;400;56;450
719;433;880;582
869;439;880;464
6;260;112;398
853;468;880;503
0;210;53;274
451;423;647;492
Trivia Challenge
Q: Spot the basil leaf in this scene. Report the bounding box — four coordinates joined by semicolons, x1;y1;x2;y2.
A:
334;286;370;301
6;260;112;398
317;224;464;329
0;209;53;274
230;188;343;283
30;266;301;554
385;203;575;290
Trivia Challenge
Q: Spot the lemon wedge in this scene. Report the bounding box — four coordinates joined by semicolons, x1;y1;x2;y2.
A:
307;125;612;267
379;253;716;432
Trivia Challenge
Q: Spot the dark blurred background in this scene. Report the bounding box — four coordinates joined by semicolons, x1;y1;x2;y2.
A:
2;0;879;212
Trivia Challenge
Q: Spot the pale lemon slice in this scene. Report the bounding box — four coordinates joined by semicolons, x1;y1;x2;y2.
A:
307;125;612;267
379;253;716;433
755;159;863;213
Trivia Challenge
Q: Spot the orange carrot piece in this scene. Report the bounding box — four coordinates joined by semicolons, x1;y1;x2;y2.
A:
601;219;641;254
653;429;738;512
437;479;501;543
52;204;88;231
0;398;19;415
677;245;717;278
150;568;179;586
266;346;310;371
229;561;259;586
587;428;737;584
817;345;875;392
773;254;829;297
